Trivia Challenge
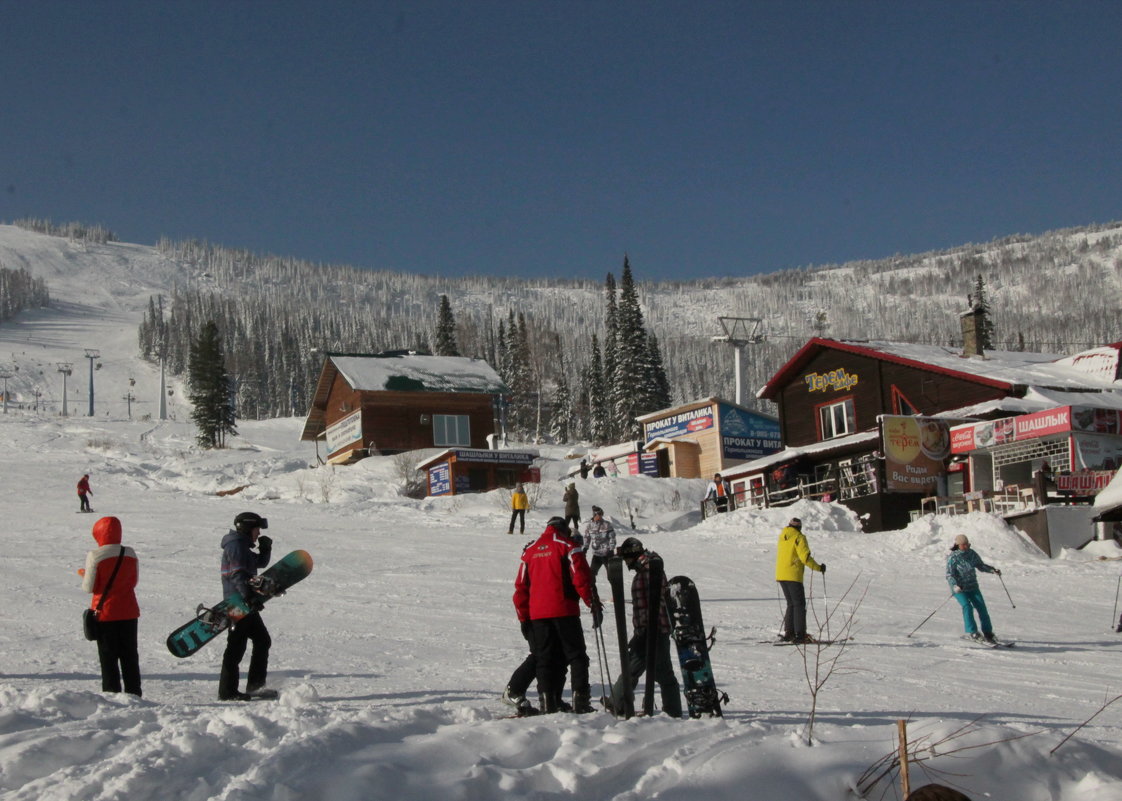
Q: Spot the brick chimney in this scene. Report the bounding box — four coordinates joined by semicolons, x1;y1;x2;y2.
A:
960;307;985;358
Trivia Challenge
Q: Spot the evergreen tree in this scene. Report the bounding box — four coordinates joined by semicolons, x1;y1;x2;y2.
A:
188;320;237;448
968;274;996;350
587;334;610;445
433;294;460;356
602;272;620;441
548;337;572;443
611;256;647;438
644;332;673;411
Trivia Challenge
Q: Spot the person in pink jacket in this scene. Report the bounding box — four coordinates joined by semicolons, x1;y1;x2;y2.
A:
80;516;141;696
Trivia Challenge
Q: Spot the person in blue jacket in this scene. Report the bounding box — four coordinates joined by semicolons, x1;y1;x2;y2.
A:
946;534;1001;644
219;511;273;700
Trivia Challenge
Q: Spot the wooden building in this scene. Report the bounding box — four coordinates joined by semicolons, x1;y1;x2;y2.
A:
416;448;539;496
636;397;781;479
727;313;1122;533
300;351;508;463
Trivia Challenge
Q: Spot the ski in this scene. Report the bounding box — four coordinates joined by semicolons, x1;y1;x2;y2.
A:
961;635;1015;649
643;553;664;717
764;637;853;646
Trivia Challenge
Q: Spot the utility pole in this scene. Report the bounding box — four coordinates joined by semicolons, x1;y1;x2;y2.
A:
124;377;136;419
57;363;73;417
711;317;765;405
84;349;100;416
0;369;11;414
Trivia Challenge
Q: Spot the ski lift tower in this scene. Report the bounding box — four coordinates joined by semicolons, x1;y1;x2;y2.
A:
711;317;765;405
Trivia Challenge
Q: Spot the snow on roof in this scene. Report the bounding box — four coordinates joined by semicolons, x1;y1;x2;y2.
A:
936;386;1122;420
759;338;1122;400
721;431;881;480
331;354;507;394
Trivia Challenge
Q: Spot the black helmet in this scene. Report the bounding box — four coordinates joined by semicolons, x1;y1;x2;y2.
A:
591;505;603;515
234;512;268;534
546;516;571;536
618;537;644;560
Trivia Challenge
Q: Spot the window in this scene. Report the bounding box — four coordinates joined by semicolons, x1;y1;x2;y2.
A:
891;386;919;416
433;414;471;447
818;397;855;440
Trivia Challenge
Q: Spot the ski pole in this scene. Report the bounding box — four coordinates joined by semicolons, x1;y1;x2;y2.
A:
997;572;1016;609
822;571;831;641
907;594;954;638
1113;575;1121;631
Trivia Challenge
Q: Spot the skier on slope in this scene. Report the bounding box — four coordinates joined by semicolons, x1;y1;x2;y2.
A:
218;511;274;700
775;517;825;644
512;516;601;713
608;537;682;718
77;474;93;512
583;505;616;577
946;534;1002;644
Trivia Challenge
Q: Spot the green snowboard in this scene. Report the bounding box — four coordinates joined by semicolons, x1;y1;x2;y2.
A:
166;549;313;658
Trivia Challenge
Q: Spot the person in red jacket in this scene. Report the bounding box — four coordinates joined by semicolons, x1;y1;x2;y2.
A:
513;517;602;713
77;474;93;512
80;516;141;696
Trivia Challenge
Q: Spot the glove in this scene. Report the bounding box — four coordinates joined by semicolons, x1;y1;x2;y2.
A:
994;568;1002;576
953;585;962;594
257;535;273;555
819;563;826;574
591;602;604;629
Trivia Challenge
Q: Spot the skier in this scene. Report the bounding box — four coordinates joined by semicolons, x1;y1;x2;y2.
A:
80;516;141;696
508;483;528;535
563;482;581;535
219;511;274;701
946;534;1002;644
583;505;616;577
609;537;682;718
77;474;93;512
705;473;732;513
512;516;602;713
775;517;825;644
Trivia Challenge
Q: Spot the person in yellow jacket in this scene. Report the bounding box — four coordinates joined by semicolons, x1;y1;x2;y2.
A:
508;483;529;534
775;517;825;644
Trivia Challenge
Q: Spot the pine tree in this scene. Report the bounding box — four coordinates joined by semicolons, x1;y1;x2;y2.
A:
968;274;996;350
611;256;647;438
602;272;620;441
644;332;672;411
433;294;460;356
188;321;237;448
587;333;610;445
549;337;572;443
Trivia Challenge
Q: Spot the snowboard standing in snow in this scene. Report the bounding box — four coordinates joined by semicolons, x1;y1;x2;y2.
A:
664;575;724;718
166;550;313;658
604;556;635;718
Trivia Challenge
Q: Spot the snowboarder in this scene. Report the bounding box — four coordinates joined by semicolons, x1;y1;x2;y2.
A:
512;516;601;713
508;483;528;535
583;505;616;577
579;459;590;480
609;537;682;718
946;534;1002;644
77;474;93;512
775;517;825;644
705;473;732;513
80;516;141;697
563;483;581;535
218;511;274;700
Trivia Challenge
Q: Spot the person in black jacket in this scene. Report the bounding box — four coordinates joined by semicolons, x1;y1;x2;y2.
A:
218;511;273;701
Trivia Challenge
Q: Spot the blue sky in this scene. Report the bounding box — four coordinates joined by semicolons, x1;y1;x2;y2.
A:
2;1;1121;281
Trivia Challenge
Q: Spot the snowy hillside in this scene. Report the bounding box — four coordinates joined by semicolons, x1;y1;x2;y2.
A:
2;412;1122;800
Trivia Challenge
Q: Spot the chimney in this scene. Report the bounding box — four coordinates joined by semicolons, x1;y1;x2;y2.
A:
960;307;985;358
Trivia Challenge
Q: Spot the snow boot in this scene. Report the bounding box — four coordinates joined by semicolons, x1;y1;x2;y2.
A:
572;690;595;714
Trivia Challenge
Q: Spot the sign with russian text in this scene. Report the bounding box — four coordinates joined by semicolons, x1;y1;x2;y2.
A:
882;415;951;492
952;406;1122;454
643;405;715;442
1056;470;1116;495
428;462;451;496
804;368;859;393
326;409;362;454
718;404;782;461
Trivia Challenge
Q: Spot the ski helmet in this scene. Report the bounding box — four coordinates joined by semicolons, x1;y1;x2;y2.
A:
546;516;571;536
618;537;644;560
234;511;268;534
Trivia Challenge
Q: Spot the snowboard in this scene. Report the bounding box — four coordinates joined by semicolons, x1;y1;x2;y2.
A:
603;556;635;719
664;575;724;718
166;550;313;658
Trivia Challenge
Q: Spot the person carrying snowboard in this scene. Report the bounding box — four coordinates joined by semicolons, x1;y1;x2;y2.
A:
77;474;93;512
609;537;682;718
946;534;1002;644
219;511;274;701
583;505;616;577
80;516;141;697
705;473;732;514
775;517;825;644
513;516;601;713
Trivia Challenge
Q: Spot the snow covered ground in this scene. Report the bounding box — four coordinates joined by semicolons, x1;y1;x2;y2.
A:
2;413;1122;801
2;223;1122;799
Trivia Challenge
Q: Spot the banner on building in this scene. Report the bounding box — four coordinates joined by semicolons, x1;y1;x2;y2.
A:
882;415;951;492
